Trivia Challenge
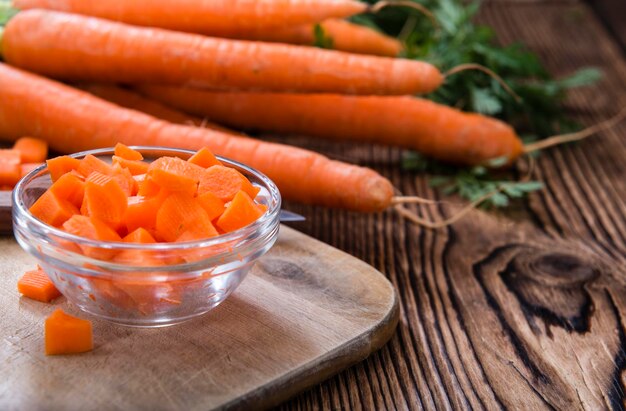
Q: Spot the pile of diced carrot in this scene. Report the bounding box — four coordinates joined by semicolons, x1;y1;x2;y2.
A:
30;144;267;248
18;144;269;356
0;137;47;190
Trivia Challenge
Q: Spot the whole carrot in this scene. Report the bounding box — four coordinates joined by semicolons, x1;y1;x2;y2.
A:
13;0;369;36
1;10;442;95
232;19;403;57
0;63;394;212
77;84;241;136
136;87;524;165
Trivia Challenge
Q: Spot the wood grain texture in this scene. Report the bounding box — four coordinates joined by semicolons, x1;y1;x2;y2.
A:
586;0;626;52
1;1;624;409
271;0;626;409
0;226;398;411
0;191;11;235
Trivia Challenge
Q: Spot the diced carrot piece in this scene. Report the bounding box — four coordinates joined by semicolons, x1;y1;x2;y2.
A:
112;279;176;315
216;191;264;233
112;156;149;175
147;156;205;195
111;164;138;196
90;277;135;310
176;215;219;242
17;268;62;302
196;191;225;220
13;137;48;163
62;215;122;242
0;149;22;187
81;172;127;230
62;215;122;259
137;176;161;197
49;173;85;208
20;162;42;177
123;227;156;243
77;154;113;178
155;192;211;242
114;143;143;161
123;191;169;233
47;156;81;182
30;191;79;227
188;147;222;168
197;166;260;201
45;308;93;355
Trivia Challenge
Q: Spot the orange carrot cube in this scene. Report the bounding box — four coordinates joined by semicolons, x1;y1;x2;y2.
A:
197;165;260;201
46;156;81;182
45;309;93;355
13;137;48;163
17;268;62;303
188;147;221;168
114;143;143;161
216;191;264;233
0;149;22;187
30;191;79;227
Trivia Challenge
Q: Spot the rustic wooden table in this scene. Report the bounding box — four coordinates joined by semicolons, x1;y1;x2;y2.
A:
275;0;626;409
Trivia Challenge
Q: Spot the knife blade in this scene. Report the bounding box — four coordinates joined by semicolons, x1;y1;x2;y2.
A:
279;209;306;222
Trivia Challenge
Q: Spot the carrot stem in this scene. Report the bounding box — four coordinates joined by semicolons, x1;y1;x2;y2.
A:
444;63;522;104
523;106;626;153
370;1;439;32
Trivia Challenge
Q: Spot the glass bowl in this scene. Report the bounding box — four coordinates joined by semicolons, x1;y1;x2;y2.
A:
12;147;281;327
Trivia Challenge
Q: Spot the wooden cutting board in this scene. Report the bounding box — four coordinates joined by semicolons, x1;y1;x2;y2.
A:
0;225;398;411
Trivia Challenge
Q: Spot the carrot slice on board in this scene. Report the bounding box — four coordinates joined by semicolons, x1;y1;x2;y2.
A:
81;172;128;230
30;191;79;227
196;191;225;220
188;147;222;168
47;156;81;182
114;143;143;161
197;165;259;201
77;154;113;178
45;308;93;355
13;137;48;163
0;149;22;187
112;156;149;176
216;190;264;233
17;268;62;302
155;192;211;242
49;172;85;208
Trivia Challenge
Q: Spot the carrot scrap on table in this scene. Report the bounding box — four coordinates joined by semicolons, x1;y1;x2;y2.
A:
17;268;62;303
45;308;93;355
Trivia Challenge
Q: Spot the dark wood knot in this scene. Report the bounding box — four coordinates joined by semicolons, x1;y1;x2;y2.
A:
501;249;600;334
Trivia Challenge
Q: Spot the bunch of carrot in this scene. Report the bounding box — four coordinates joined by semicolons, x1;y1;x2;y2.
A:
0;0;560;216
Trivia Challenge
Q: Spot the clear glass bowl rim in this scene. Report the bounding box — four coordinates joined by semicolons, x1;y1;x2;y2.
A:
12;146;282;252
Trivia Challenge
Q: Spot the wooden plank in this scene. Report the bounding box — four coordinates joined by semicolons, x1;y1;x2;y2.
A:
587;0;626;52
0;191;10;235
274;0;626;408
0;226;398;410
